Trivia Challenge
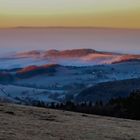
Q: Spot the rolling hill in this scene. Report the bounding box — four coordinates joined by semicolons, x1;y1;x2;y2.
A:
76;78;140;102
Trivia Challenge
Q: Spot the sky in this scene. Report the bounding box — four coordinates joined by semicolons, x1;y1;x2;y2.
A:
0;28;140;54
0;0;140;28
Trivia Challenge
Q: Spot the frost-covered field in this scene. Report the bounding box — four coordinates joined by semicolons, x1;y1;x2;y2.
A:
0;84;65;104
0;60;140;104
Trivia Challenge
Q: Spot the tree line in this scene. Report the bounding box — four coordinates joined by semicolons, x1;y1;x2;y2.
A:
32;90;140;120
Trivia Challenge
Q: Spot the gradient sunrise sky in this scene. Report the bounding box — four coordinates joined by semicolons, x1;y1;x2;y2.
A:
0;0;140;29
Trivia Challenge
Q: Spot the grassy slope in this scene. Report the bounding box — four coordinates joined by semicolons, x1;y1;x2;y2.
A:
0;103;140;140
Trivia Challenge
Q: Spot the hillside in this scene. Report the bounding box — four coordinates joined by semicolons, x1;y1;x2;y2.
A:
0;103;140;140
76;78;140;102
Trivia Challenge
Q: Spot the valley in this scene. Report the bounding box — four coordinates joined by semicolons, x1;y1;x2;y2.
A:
0;49;140;104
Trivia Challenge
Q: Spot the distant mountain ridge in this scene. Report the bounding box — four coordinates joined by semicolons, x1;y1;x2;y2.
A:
15;49;140;64
0;49;140;69
16;49;97;58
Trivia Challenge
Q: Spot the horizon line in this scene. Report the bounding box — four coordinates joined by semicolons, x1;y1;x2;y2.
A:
0;26;140;30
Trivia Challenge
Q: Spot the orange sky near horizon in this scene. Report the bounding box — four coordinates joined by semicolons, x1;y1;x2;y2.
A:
0;0;140;29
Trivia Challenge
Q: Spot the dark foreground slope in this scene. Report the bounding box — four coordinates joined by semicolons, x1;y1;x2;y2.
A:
0;103;140;140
